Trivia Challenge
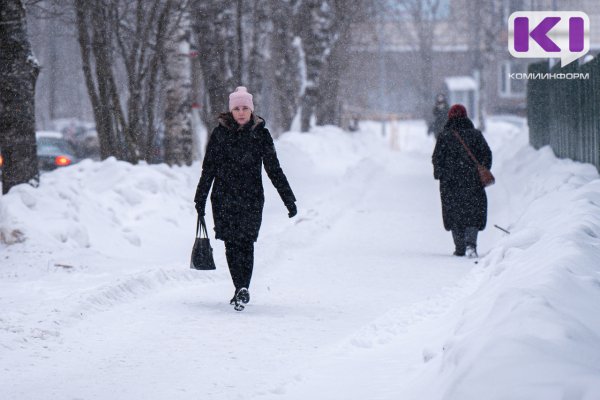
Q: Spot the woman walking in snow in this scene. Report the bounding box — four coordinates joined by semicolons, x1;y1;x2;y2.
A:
194;86;297;310
432;104;492;258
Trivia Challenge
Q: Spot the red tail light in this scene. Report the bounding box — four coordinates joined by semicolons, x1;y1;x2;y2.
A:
0;155;3;167
55;156;72;166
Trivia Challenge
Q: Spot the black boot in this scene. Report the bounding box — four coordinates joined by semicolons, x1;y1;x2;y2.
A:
236;287;250;304
452;229;466;256
231;288;250;311
465;227;479;258
465;245;478;258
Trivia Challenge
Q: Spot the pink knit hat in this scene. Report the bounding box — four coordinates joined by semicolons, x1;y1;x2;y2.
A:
229;86;254;111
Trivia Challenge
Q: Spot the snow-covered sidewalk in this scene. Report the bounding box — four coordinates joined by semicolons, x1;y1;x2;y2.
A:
1;118;599;399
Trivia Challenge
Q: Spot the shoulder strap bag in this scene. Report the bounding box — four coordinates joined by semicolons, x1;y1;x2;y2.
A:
453;131;495;188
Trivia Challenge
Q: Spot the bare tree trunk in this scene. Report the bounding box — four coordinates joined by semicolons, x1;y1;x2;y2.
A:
192;2;236;126
75;0;121;160
398;0;442;119
315;0;375;126
75;0;106;158
247;0;269;112
189;29;205;159
93;7;129;160
235;0;243;84
297;1;332;132
143;49;162;162
163;6;193;166
315;58;341;125
297;0;341;132
418;44;434;119
144;1;176;162
0;0;40;194
469;3;482;129
271;0;301;134
46;14;59;122
476;1;504;132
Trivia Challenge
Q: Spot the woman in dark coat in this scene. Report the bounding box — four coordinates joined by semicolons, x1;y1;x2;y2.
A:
194;86;297;310
432;104;492;258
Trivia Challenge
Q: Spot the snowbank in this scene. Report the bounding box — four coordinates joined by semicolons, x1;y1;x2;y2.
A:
404;118;600;399
0;158;195;252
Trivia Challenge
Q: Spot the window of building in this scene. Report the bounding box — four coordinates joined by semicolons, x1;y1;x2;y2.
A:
499;60;527;98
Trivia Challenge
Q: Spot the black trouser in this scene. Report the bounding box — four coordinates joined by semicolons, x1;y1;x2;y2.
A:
452;227;478;253
225;240;254;291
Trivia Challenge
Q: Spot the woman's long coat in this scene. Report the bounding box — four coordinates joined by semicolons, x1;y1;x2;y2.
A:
195;113;296;242
432;117;492;231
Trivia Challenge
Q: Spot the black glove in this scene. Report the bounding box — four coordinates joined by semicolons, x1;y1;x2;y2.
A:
286;202;297;218
195;202;205;217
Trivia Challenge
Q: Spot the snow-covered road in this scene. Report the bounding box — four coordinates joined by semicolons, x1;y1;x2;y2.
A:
2;119;600;400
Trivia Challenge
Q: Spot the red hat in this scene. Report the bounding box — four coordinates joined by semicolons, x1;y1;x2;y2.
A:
448;104;468;119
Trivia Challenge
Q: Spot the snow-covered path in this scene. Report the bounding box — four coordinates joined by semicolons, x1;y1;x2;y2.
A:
3;119;600;400
1;123;478;399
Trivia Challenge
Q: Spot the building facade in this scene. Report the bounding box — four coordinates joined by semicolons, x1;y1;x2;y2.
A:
341;0;600;126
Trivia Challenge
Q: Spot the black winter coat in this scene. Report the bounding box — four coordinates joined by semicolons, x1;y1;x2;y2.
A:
194;113;296;242
432;117;492;231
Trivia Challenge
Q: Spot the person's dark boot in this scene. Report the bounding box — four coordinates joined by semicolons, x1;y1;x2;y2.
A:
465;245;478;258
230;288;250;311
236;287;250;304
452;230;466;257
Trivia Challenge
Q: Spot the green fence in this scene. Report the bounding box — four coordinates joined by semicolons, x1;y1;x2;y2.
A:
527;57;600;171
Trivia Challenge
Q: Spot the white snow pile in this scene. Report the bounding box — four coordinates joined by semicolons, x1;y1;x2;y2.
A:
405;119;600;399
0;158;195;254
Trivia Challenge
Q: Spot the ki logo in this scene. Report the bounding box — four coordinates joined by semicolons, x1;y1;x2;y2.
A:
508;11;590;67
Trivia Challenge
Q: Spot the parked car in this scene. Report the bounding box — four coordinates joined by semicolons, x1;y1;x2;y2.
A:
52;118;100;160
0;131;79;174
35;131;79;171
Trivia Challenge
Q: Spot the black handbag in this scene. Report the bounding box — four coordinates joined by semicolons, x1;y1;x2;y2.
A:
190;216;216;270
